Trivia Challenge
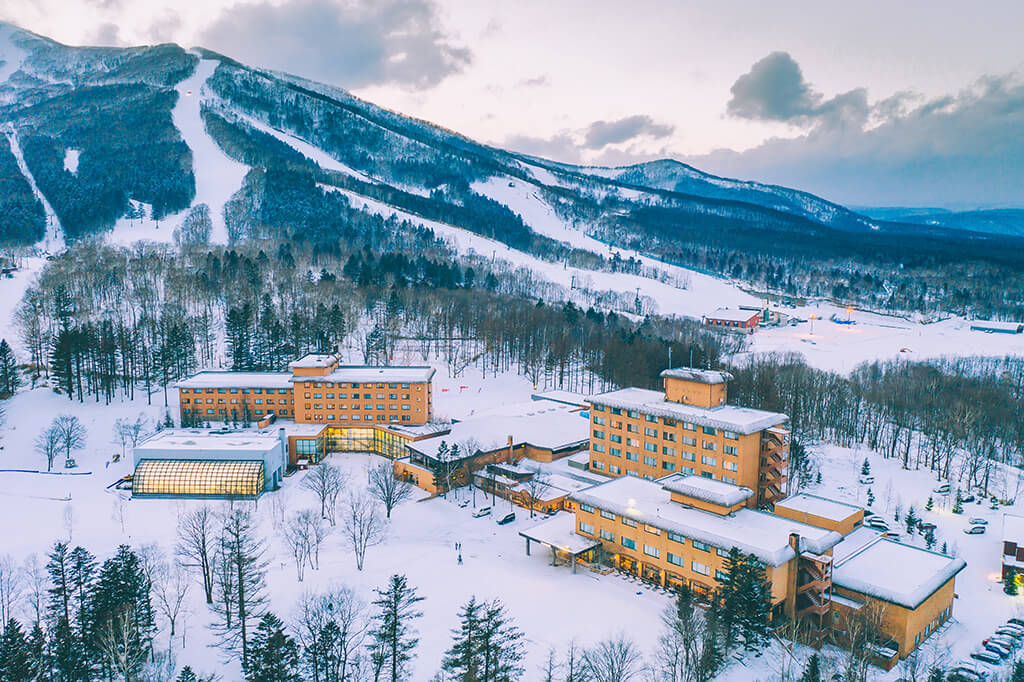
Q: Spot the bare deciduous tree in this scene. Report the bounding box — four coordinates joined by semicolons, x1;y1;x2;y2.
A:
294;586;368;681
368;462;414;519
343;493;387;571
139;544;190;648
0;554;23;624
176;505;217;604
34;423;61;471
582;633;647;682
94;604;149;681
53;414;87;465
522;473;552;518
283;510;314;582
22;553;47;624
114;413;151;461
303;463;348;526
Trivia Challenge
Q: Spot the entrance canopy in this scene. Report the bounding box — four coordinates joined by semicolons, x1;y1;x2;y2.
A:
133;459;265;499
520;514;600;559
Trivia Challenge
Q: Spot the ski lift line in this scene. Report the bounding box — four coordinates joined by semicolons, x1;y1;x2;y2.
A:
0;469;92;476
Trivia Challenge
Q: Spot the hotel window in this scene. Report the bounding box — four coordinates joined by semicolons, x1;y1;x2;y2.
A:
610;434;622;444
626;452;638;462
644;524;660;535
716;569;730;581
389;394;397;400
592;461;605;471
401;383;410;389
667;531;685;544
702;441;716;451
723;476;737;484
701;455;716;466
681;452;695;462
667;552;684;567
626;423;639;433
682;436;697;447
724;430;739;440
663;418;676;427
326;393;334;399
723;461;738;472
621;537;636;550
701;472;714;480
681;466;695;475
644;442;657;452
622;517;638;528
593;404;605;412
692;540;710;552
692;561;710;576
702;426;716;435
626;471;639;477
592;430;605;439
627;410;640;418
609;465;621;474
723;445;739;456
579;522;595;535
662;461;676;471
402;405;410;410
682;421;696;431
609;448;621;458
663;432;676;442
611;420;622;429
644;456;657;466
610;408;622;415
645;415;658;423
600;510;616;520
592;443;605;453
643;545;660;558
314;393;322;399
662;447;675;456
600;529;615;541
716;548;731;558
593;416;605;426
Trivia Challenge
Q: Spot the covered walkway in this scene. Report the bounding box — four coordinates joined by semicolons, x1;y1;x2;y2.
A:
519;514;600;574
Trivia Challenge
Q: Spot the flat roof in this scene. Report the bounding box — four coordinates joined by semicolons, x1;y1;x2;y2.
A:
659;367;734;384
570;476;841;566
519;513;601;556
970;320;1022;332
660;474;753;507
832;532;966;609
1004;514;1024;542
704;308;760;323
531;390;588;407
296;365;435;384
176;371;293;390
136;428;281;454
588;387;787;434
407;407;589;460
288;353;338;369
775;493;863;522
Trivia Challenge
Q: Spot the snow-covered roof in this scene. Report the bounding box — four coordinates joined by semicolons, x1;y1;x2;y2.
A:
511;473;596;497
830;593;865;610
570;476;841;566
660;474;753;507
775;493;863;522
288;353;338;369
531;390;588;407
407;408;589;460
519;513;601;555
176;371;293;390
659;368;734;385
588;387;787;434
135;428;281;456
970;320;1023;333
1004;514;1024;542
704;308;760;323
295;365;435;384
832;534;966;609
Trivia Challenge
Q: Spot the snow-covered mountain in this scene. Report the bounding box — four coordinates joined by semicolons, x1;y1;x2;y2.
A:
0;22;1016;263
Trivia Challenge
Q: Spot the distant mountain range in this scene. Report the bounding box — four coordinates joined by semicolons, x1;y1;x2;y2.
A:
855;207;1024;238
0;21;1020;270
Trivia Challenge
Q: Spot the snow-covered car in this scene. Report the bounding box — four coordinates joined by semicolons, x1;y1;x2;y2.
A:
994;626;1023;640
964;525;987;535
981;640;1010;658
961;493;977;503
1001;623;1024;638
918;521;937;532
969;649;1001;666
865;517;889;531
934;483;952;494
968;517;988;525
1009;617;1024;627
472;507;492;518
949;664;987;681
496;512;516;525
858;476;875;484
987;634;1017;651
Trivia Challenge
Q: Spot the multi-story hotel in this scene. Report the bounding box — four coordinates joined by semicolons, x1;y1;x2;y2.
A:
551;475;965;667
587;367;789;505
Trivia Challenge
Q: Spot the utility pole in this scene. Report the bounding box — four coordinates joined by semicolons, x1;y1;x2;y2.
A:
668;345;672;370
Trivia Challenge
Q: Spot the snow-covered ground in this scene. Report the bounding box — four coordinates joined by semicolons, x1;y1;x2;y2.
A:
2;125;65;252
0;23;28;88
0;255;44;355
170;57;250;244
63;148;79;174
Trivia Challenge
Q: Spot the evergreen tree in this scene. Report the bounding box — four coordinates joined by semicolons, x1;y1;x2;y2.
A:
860;458;870;477
368;574;424;682
924;526;936;550
952;489;964;514
246;613;301;682
719;549;772;653
177;665;199;682
1006;567;1018;596
695;607;723;682
0;619;32;682
925;496;934;511
25;623;45;682
941;541;948;554
212;509;268;667
46;542;72;627
442;597;525;681
68;546;97;634
799;653;821;682
1011;660;1024;682
905;506;917;535
866;488;874;507
927;667;945;682
0;339;21;398
87;545;155;680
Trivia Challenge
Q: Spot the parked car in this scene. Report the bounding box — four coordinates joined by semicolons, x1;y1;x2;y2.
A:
918;521;937;532
472;507;492;518
934;483;952;494
1008;617;1024;627
964;525;987;535
995;626;1024;640
987;634;1016;651
1000;622;1024;635
969;649;1001;666
949;664;987;682
982;640;1010;658
968;517;989;525
497;512;516;525
962;493;977;503
866;518;889;531
457;499;470;508
859;476;875;484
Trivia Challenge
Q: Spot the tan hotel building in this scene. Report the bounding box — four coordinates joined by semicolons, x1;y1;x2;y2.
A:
587;368;789;505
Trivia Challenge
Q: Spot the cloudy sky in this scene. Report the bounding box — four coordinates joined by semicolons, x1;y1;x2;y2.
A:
4;0;1023;208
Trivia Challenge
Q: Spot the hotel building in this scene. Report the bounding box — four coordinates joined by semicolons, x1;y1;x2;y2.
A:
587;368;789;505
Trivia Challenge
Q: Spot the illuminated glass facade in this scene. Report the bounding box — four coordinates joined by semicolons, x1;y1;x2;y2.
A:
324;427;408;459
133;459;265;499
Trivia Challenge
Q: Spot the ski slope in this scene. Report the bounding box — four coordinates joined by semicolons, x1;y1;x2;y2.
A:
171;57;249;244
0;23;27;87
2;124;64;252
